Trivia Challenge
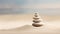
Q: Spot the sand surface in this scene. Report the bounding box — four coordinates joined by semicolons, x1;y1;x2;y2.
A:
0;14;60;34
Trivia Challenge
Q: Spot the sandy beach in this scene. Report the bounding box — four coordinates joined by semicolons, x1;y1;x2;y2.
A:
0;14;59;34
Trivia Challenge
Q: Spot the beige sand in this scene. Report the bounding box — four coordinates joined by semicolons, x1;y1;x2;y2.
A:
0;14;60;34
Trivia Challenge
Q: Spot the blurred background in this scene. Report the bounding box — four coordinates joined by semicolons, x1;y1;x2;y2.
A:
0;0;60;30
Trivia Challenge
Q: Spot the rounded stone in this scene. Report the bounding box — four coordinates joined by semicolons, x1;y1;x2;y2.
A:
32;23;43;27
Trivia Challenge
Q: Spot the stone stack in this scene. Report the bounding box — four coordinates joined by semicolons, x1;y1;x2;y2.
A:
32;13;43;27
